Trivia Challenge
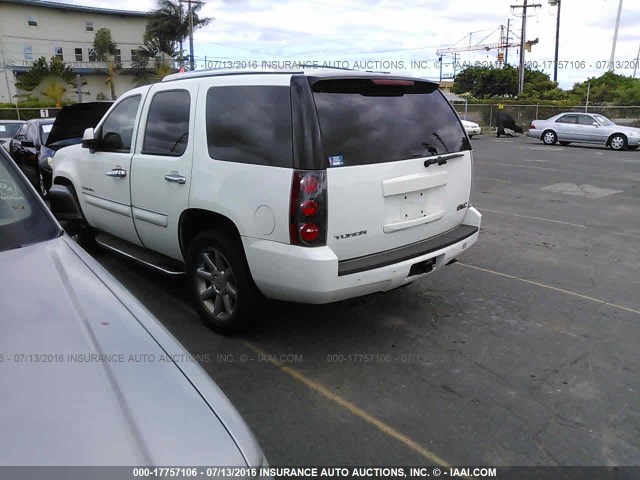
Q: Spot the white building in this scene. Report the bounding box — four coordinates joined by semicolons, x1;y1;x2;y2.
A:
0;0;151;103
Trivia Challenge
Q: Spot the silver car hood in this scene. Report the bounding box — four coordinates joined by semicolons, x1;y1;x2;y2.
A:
0;237;261;467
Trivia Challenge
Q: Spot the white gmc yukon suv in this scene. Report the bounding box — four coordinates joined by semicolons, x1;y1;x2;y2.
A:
51;68;481;333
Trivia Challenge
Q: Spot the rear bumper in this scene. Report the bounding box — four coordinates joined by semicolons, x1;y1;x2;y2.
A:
243;207;481;304
527;129;542;139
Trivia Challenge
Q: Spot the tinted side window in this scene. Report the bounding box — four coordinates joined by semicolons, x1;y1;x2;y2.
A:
556;115;577;124
143;90;191;156
101;95;141;152
578;115;596;125
206;86;293;168
312;79;469;166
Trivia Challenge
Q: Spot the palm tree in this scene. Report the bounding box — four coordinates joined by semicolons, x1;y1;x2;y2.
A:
145;0;212;68
15;56;75;106
93;28;119;100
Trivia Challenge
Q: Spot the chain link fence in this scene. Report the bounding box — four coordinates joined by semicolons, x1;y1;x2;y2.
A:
451;104;640;131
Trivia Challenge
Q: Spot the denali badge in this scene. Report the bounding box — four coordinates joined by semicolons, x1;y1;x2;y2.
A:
334;230;367;240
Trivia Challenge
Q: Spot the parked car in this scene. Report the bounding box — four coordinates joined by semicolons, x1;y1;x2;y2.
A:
0;147;269;469
7;117;55;196
7;103;113;198
528;112;640;150
0;119;24;143
52;68;481;334
39;101;114;194
461;119;481;137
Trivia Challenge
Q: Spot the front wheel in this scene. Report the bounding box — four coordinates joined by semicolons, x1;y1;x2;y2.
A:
187;230;259;334
609;134;628;151
542;130;558;145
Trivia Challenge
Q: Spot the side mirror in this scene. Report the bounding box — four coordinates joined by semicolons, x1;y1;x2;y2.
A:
102;132;123;150
81;128;98;150
48;184;84;235
592;122;599;127
22;140;35;148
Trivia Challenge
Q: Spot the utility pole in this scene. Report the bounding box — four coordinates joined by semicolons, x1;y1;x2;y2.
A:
179;0;202;71
505;18;511;66
76;74;82;103
609;0;623;71
634;43;640;78
511;0;541;94
549;0;561;83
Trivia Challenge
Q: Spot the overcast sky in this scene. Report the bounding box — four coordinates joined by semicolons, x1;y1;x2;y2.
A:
60;0;640;89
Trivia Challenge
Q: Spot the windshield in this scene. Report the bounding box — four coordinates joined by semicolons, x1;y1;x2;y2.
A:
0;149;59;251
0;123;23;139
593;114;615;126
40;124;53;144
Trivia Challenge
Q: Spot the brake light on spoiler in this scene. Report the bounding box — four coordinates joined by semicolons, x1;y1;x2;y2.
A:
370;79;415;86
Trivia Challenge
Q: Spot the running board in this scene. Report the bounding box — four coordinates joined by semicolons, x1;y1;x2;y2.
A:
95;233;185;276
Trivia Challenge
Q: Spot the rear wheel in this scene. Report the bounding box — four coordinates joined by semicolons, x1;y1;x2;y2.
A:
542;130;558;145
187;230;259;335
609;134;628;151
559;141;571;146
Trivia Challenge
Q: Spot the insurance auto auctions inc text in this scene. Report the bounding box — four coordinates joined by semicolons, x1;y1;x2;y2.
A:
256;466;497;478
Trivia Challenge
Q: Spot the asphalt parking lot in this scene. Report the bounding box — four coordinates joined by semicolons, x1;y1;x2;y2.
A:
94;135;640;467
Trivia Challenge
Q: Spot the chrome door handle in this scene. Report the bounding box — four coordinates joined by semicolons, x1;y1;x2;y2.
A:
164;173;186;184
106;168;127;178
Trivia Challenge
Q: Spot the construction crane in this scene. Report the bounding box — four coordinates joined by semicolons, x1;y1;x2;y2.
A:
436;24;521;68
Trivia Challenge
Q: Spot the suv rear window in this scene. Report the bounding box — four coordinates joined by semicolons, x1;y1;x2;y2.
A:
312;79;470;167
206;86;293;168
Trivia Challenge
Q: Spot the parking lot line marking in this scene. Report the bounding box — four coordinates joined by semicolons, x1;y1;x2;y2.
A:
479;208;588;229
456;263;640;316
476;176;512;183
616;232;640;241
242;341;451;467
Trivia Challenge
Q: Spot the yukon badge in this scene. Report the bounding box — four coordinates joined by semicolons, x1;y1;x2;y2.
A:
334;230;367;240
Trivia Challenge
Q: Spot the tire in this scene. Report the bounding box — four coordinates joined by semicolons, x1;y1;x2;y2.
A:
64;183;97;250
559;141;571;146
542;130;558;145
609;134;628;151
187;229;259;335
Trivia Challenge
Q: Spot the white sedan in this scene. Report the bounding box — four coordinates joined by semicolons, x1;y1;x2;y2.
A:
461;119;481;137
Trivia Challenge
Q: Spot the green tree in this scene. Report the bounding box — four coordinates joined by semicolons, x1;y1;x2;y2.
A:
14;56;76;107
145;0;212;68
570;71;640;105
93;28;120;100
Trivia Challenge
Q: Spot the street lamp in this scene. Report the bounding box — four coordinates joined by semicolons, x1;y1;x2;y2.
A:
549;0;561;84
609;0;623;71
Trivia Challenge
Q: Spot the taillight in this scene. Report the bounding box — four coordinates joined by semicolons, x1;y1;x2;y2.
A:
290;170;327;246
530;122;536;129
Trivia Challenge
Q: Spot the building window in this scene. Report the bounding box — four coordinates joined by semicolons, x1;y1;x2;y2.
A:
85;22;93;32
23;45;33;61
75;48;83;62
114;48;121;64
54;47;63;60
27;16;37;26
131;49;139;62
88;48;97;62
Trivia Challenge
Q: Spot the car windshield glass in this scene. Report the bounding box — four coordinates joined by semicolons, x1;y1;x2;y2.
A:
40;124;53;144
0;149;59;252
0;123;22;138
593;115;614;126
